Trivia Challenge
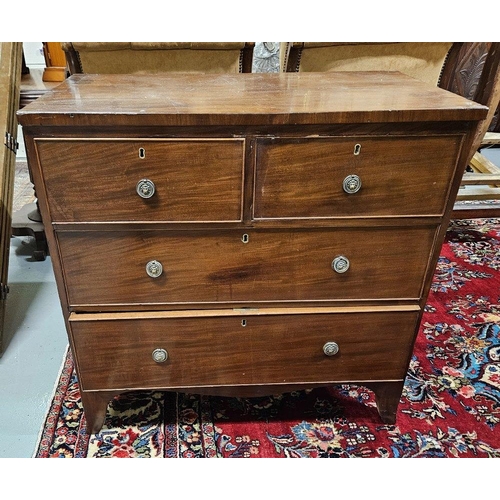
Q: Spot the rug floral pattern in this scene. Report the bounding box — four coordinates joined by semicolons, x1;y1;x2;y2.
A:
35;219;500;458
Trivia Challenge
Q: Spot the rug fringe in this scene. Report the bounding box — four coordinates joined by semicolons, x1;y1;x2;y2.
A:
32;344;70;458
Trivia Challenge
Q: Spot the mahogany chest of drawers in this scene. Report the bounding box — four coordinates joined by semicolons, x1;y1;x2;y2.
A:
18;72;486;433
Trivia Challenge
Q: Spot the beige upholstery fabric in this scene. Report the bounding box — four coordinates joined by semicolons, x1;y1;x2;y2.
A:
285;42;453;85
71;42;246;51
64;42;247;74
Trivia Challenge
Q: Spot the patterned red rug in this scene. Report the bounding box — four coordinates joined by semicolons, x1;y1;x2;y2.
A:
35;218;500;458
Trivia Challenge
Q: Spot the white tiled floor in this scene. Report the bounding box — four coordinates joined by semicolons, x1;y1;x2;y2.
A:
0;236;67;458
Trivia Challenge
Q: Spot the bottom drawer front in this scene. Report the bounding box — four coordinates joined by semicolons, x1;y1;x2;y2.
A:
70;309;419;391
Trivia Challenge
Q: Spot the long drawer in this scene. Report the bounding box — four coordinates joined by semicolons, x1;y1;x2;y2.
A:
58;227;437;307
69;308;420;391
254;135;462;219
35;138;245;222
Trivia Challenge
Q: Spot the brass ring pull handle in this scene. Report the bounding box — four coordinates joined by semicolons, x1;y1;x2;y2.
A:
332;255;350;274
343;174;361;194
323;342;339;356
146;260;163;278
152;348;168;363
136;178;156;199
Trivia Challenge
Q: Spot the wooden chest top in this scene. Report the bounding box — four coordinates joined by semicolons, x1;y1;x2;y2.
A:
17;72;487;127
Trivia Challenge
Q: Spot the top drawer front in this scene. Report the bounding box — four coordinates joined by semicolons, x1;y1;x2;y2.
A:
35;139;245;222
254;135;462;219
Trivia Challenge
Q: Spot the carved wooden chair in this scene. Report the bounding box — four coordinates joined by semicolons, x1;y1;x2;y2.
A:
438;42;500;217
281;42;500;218
281;42;452;85
62;42;255;74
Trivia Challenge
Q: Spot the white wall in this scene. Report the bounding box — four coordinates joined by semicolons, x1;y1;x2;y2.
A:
22;42;45;68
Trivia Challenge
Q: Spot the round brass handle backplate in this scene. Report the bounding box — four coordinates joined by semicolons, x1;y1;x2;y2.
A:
152;348;168;363
136;178;156;199
332;255;350;274
343;174;361;194
323;342;339;356
146;260;163;278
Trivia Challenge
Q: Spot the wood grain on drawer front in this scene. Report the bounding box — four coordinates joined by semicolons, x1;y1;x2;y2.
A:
254;135;462;219
35;139;244;222
69;308;419;391
58;227;436;307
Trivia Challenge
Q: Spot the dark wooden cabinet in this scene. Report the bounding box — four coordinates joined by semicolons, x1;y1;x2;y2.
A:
0;42;22;354
17;72;486;432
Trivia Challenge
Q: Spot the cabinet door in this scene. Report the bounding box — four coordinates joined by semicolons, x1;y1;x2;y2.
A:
0;43;22;353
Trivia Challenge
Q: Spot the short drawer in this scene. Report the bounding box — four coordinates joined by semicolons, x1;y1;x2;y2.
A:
69;308;419;391
58;226;437;307
253;135;462;219
35;138;244;222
